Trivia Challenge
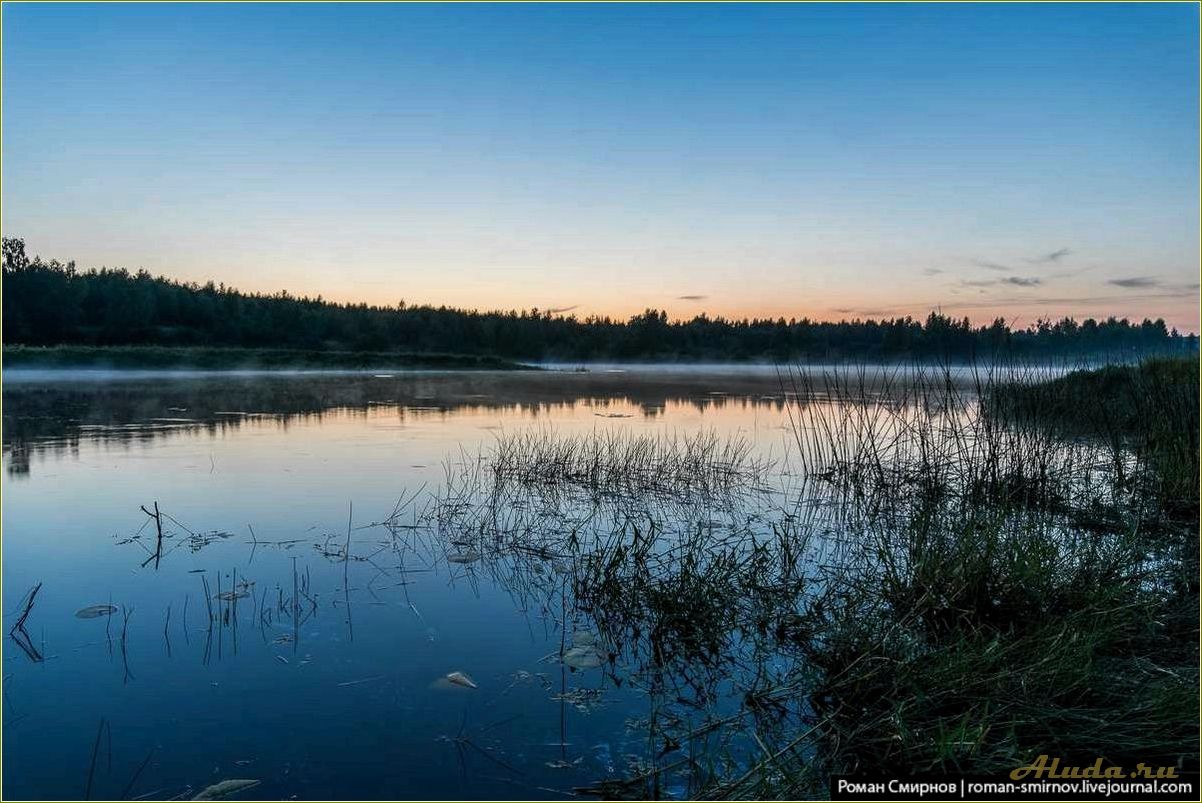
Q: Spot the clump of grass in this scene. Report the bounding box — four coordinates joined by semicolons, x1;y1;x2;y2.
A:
782;362;1128;515
987;356;1199;516
712;358;1199;798
800;509;1193;777
415;429;817;797
486;426;773;507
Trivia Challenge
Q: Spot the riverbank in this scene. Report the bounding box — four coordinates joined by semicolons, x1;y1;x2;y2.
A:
714;355;1199;797
2;345;530;371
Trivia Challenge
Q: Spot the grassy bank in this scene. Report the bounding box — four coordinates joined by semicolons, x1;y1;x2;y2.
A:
2;344;530;371
706;357;1200;797
987;356;1199;514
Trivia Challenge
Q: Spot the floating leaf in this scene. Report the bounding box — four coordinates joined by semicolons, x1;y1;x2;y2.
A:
562;645;605;670
446;551;481;564
571;631;597;647
75;604;118;619
191;779;261;800
546;757;584;769
445;670;478;689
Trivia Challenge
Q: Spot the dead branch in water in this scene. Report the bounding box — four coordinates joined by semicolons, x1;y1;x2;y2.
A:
120;746;156;800
120;606;134;684
140;502;164;569
11;582;41;633
83;716;111;800
9;582;44;663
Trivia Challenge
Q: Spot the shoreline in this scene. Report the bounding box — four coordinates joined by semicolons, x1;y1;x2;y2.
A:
5;344;1188;375
2;345;531;372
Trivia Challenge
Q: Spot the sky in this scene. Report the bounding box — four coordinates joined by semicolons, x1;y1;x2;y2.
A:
2;3;1199;331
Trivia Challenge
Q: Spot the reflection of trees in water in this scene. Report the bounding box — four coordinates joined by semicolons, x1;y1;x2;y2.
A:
2;372;793;476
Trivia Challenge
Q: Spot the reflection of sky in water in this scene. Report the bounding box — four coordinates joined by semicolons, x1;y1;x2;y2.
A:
3;370;805;800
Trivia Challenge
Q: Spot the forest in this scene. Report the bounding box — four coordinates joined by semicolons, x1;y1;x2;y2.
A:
3;237;1196;361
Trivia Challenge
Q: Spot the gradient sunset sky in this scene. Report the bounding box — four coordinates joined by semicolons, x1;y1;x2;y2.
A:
3;3;1199;330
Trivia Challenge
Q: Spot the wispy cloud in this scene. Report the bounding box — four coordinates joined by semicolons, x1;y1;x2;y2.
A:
677;294;708;301
922;268;943;276
1108;277;1159;289
833;307;890;317
1026;247;1072;264
885;289;1191;314
545;304;578;314
974;248;1072;273
1001;276;1042;287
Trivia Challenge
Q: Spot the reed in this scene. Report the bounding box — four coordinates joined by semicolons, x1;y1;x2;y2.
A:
712;357;1199;798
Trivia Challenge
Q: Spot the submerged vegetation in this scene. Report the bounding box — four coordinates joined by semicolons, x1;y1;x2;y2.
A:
4;237;1196;361
422;357;1199;797
987;357;1200;514
483;428;772;506
725;357;1199;796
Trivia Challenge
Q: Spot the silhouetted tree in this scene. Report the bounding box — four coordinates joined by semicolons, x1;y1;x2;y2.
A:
2;238;1195;360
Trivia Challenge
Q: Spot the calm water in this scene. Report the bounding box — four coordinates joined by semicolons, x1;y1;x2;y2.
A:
3;367;827;801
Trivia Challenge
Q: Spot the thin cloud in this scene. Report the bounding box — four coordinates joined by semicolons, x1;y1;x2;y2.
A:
886;290;1190;313
922;268;943;276
973;260;1012;272
677;294;708;301
1000;276;1042;287
1026;247;1072;264
545;305;579;314
833;308;890;318
1108;277;1159;289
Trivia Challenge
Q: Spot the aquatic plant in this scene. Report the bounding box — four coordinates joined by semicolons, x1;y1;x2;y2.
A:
485;426;773;507
708;358;1200;798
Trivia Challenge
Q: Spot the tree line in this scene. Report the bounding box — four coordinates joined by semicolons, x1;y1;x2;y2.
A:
3;237;1196;361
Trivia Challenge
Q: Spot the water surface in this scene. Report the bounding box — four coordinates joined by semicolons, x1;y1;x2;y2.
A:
4;367;819;800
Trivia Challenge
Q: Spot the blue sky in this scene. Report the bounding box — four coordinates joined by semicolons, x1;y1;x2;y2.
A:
3;3;1198;329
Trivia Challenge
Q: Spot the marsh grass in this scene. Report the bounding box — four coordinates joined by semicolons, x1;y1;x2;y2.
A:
986;356;1199;516
406;426;823;797
382;358;1196;799
486;427;773;507
710;358;1200;798
782;361;1136;514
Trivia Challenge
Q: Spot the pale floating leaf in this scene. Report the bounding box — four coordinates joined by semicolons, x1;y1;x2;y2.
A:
446;551;481;564
562;645;605;670
191;779;261;800
75;604;118;619
445;670;478;689
546;757;584;769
